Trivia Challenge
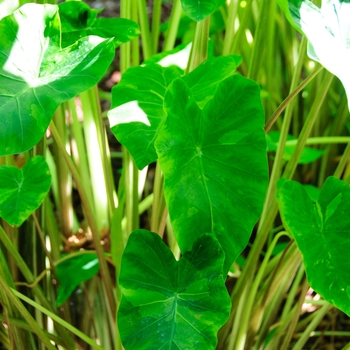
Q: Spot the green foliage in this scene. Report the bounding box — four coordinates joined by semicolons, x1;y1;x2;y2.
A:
267;131;324;164
108;64;182;169
0;0;349;349
0;2;138;155
278;177;350;316
0;156;51;226
181;0;221;21
58;1;140;48
56;253;100;307
118;230;230;350
277;0;350;109
156;74;268;273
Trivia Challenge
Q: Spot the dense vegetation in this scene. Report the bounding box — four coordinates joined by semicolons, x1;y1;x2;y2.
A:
0;0;350;349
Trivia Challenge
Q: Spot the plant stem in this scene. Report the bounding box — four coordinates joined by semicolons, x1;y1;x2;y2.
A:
265;65;324;133
292;303;333;350
187;17;210;73
151;0;162;54
0;280;57;350
138;0;152;60
13;289;104;350
0;224;76;348
50;121;116;321
163;0;182;51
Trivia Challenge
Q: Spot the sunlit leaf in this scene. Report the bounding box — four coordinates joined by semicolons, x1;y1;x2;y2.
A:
181;0;221;21
278;176;350;316
0;3;116;155
143;42;193;71
183;55;241;108
56;253;100;307
277;0;350;109
118;230;230;350
58;1;140;48
0;156;51;226
108;64;182;170
155;76;268;273
108;56;241;169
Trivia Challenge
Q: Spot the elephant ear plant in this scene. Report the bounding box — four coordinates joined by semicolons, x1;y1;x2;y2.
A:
109;36;270;350
1;0;350;349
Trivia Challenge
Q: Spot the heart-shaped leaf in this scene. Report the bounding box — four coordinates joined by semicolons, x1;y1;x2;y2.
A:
108;56;240;170
0;3;116;155
181;0;221;21
183;55;241;109
155;76;268;274
278;176;350;316
58;1;140;48
56;253;100;307
0;156;51;226
277;0;350;109
108;64;182;170
118;230;230;350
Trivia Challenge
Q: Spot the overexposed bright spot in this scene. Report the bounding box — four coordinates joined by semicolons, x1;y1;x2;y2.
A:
82;259;99;270
245;29;253;44
158;43;192;70
240;1;247;8
108;101;150;127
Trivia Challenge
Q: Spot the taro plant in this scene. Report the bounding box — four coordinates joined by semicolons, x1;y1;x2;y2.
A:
1;0;350;349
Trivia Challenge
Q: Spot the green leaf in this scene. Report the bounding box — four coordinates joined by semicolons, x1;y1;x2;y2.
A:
108;56;241;170
278;176;350;316
56;253;100;307
108;64;182;170
0;156;51;226
155;76;268;274
276;0;350;109
181;0;221;21
183;55;241;109
267;132;324;164
143;42;193;71
118;230;230;350
0;3;115;155
58;1;140;48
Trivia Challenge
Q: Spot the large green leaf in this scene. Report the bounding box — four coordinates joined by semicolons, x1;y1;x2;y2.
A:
277;0;350;109
108;64;182;170
155;76;268;273
118;230;230;350
56;253;100;307
183;55;241;109
108;56;240;170
58;1;140;48
0;156;51;226
0;3;116;155
181;0;221;21
278;176;350;316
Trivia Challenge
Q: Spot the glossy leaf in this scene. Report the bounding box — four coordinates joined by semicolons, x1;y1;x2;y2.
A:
58;1;140;48
0;156;51;226
118;230;230;350
278;176;350;316
56;253;100;307
108;56;241;170
108;64;182;169
0;3;115;155
155;76;268;273
277;0;350;109
143;42;192;71
181;0;221;21
183;55;241;109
